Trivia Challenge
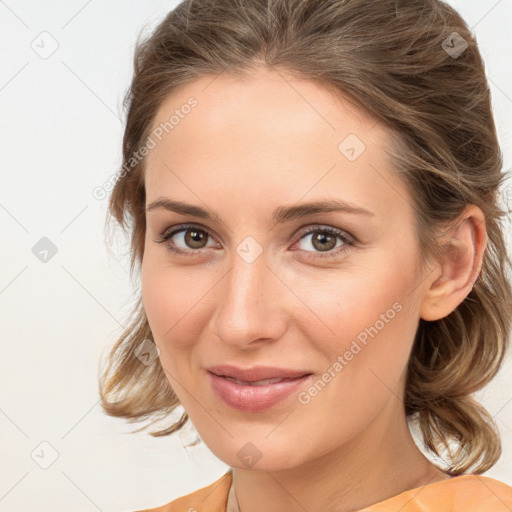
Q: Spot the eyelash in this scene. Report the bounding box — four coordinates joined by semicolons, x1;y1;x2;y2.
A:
154;222;355;260
155;224;355;258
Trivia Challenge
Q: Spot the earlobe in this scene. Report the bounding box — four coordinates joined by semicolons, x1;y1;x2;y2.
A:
419;207;487;322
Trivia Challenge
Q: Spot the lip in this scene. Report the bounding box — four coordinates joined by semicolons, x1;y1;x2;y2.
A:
206;365;313;412
207;364;312;382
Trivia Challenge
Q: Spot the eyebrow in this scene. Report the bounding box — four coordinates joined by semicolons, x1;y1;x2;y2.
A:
145;197;375;223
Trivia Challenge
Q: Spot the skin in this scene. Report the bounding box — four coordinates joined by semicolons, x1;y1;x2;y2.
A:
141;66;487;512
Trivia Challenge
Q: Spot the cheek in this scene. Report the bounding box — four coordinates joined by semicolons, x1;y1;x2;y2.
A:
141;261;176;340
141;259;199;397
299;260;418;353
295;293;415;451
141;251;218;379
141;251;202;340
301;248;421;400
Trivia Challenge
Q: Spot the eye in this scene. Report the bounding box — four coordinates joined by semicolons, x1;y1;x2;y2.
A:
292;225;354;259
154;223;355;260
154;223;219;256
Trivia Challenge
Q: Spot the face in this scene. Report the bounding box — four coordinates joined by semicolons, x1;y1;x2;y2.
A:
141;66;427;471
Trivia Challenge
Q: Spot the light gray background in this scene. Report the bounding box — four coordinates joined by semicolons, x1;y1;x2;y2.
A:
1;1;511;511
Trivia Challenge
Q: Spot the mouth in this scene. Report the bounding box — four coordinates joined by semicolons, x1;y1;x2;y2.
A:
206;367;313;412
207;364;312;382
219;375;307;386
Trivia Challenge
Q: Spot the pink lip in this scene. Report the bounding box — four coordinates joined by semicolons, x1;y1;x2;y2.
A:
206;365;313;412
207;364;311;382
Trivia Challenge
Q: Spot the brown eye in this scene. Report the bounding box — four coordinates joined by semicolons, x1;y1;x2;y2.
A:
184;228;209;249
310;232;337;252
294;225;354;259
155;224;220;256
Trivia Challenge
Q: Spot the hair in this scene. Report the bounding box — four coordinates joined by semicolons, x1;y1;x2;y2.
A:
98;0;512;476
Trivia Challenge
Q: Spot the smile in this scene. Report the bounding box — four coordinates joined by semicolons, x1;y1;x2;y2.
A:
208;372;313;412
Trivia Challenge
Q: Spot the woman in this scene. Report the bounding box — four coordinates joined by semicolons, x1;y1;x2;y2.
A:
99;0;512;510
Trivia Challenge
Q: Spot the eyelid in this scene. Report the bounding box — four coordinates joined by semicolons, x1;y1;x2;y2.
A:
159;222;217;242
154;222;356;258
155;222;221;252
289;224;355;259
293;223;355;244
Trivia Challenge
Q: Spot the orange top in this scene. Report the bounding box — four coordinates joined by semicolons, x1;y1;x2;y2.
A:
136;470;512;512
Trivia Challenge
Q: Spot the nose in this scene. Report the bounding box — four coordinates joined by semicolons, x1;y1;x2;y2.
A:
209;243;288;350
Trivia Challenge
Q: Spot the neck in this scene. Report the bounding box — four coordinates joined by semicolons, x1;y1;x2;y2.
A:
230;401;450;512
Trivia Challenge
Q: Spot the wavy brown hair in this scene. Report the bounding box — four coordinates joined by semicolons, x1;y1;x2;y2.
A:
98;0;512;476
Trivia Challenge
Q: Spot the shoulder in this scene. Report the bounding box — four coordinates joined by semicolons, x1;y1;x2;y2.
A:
363;474;512;512
432;475;512;510
134;471;232;512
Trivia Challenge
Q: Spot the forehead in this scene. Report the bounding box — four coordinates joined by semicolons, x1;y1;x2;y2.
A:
149;67;379;150
144;67;412;224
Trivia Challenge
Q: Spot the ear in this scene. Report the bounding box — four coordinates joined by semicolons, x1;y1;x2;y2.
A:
419;205;487;322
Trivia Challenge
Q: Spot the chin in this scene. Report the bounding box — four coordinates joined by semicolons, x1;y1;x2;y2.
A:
204;436;305;472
